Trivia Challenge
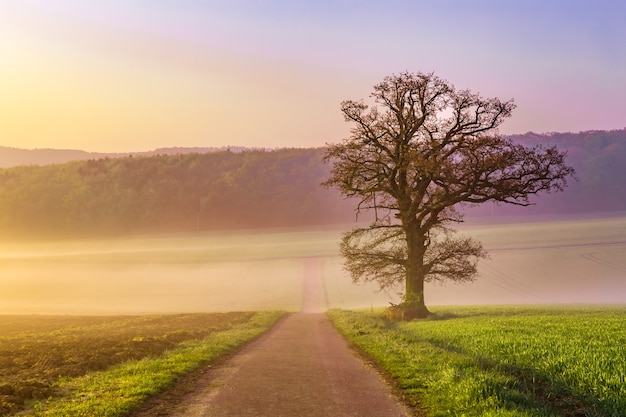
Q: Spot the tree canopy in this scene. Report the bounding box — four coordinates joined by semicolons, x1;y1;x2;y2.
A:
324;71;574;318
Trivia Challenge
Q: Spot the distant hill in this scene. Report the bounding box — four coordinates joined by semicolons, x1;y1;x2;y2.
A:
0;147;110;168
0;146;249;168
0;148;357;238
1;130;625;238
464;129;626;217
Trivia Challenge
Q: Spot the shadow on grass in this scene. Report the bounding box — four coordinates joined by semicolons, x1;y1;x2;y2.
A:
419;336;596;417
423;306;597;322
424;311;463;321
425;305;625;321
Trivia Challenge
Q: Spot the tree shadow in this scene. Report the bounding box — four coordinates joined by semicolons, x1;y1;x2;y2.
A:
424;311;463;321
424;306;573;321
418;336;597;417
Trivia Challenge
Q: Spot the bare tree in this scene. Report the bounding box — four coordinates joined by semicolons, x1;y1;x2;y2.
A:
324;72;574;319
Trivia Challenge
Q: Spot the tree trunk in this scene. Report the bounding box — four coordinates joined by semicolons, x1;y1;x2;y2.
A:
403;227;431;319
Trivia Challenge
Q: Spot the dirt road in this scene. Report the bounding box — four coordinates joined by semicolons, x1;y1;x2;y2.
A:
132;258;411;417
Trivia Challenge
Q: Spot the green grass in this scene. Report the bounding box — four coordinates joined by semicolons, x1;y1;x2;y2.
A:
328;305;626;417
0;313;255;414
3;311;284;417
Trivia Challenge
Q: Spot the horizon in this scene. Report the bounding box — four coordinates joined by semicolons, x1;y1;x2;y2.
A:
3;127;626;155
1;1;625;153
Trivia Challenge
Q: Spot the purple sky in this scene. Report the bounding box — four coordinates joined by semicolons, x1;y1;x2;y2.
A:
1;0;624;152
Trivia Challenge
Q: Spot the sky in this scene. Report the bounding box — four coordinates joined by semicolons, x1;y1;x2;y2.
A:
1;0;624;152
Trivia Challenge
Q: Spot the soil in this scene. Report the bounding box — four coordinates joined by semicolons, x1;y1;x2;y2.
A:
130;258;414;417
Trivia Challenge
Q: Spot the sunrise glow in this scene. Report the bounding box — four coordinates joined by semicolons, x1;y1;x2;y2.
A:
1;1;624;152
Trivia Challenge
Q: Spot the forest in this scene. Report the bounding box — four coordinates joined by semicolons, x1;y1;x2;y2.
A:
0;148;355;238
466;129;626;216
1;129;625;238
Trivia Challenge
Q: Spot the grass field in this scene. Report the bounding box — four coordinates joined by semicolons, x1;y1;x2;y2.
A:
329;306;626;417
0;311;284;416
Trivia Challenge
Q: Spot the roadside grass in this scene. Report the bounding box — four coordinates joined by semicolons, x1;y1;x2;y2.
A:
328;306;626;417
0;311;284;416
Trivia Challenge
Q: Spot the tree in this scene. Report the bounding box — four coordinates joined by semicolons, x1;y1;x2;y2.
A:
324;72;574;319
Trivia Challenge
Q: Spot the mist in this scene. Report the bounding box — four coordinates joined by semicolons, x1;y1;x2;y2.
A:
427;216;626;306
1;217;625;315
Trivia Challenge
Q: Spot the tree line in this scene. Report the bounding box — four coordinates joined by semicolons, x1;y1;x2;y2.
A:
466;128;626;216
1;129;625;239
0;148;355;238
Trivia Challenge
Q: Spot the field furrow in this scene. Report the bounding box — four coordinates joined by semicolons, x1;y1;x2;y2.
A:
0;312;283;416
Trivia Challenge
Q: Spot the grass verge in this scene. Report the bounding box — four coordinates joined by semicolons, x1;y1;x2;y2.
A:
17;311;284;417
1;313;256;415
328;306;626;417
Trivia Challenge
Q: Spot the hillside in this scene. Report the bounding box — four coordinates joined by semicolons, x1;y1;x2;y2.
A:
0;146;248;168
0;148;356;238
1;129;625;238
465;129;626;217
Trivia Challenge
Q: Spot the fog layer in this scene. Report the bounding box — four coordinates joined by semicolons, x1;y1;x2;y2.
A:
1;217;624;314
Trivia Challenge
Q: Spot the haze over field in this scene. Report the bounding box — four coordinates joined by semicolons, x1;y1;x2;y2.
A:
1;217;625;314
1;2;625;315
